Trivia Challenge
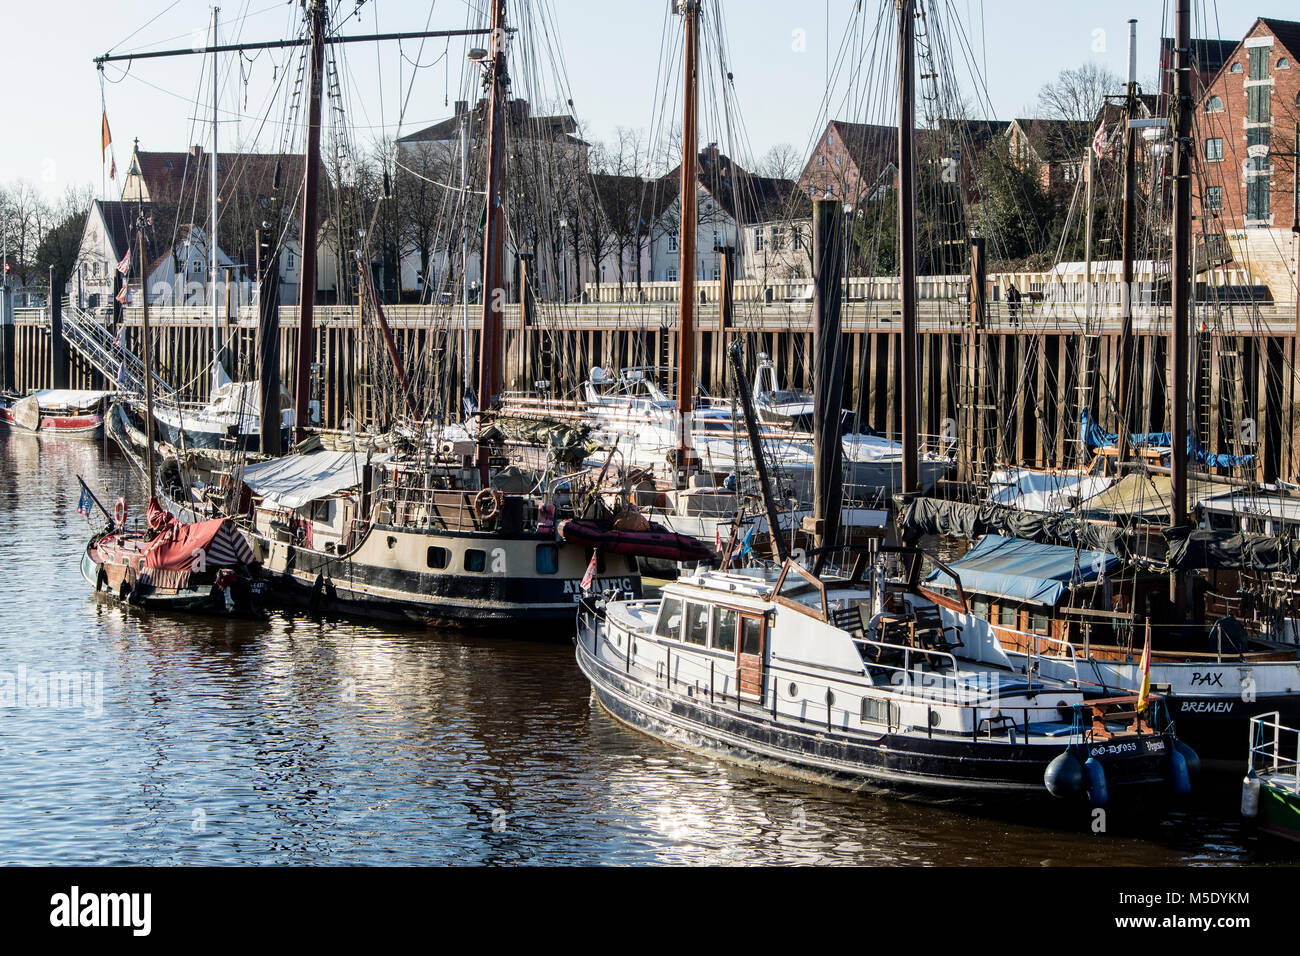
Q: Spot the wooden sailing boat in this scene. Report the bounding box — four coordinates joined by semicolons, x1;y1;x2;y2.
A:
81;207;263;617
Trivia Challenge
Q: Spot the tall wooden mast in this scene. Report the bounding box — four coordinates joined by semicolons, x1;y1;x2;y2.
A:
1116;18;1139;463
675;0;700;488
292;0;326;442
1170;0;1192;609
476;0;508;486
138;207;156;501
898;0;919;495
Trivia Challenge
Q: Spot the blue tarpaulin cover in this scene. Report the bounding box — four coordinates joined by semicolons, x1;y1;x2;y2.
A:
929;534;1119;606
1079;409;1252;468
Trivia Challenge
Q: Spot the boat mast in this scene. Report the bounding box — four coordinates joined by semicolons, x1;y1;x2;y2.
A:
1169;0;1192;610
138;205;156;501
675;0;700;489
898;0;919;496
460;109;471;414
292;0;326;443
210;6;221;394
1116;18;1139;464
475;0;508;486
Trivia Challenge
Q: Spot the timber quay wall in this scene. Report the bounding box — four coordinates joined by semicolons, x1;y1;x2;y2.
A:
9;300;1300;482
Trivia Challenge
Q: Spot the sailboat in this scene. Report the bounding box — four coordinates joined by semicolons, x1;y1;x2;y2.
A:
574;0;1196;809
81;207;263;617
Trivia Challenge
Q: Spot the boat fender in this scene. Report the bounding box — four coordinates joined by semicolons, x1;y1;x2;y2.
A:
1169;746;1192;797
1242;772;1261;819
114;497;128;527
1083;756;1108;808
1043;751;1084;798
474;488;502;521
95;565;108;592
1174;740;1201;780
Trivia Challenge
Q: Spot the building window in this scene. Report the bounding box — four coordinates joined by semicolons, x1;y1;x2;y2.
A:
1205;95;1223;112
817;155;825;166
827;133;835;146
834;155;842;166
1230;61;1243;73
1247;175;1271;222
712;268;720;281
1206;186;1223;210
1279;57;1292;70
771;226;785;252
667;234;678;252
1247;84;1271;123
1247;127;1271;149
1205;138;1223;162
1249;46;1270;80
464;548;486;572
666;268;677;283
287;252;296;269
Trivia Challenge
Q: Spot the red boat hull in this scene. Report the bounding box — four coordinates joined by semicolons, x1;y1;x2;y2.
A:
0;408;104;438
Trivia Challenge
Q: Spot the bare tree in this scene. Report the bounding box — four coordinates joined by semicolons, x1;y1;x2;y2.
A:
1037;62;1121;127
756;142;802;181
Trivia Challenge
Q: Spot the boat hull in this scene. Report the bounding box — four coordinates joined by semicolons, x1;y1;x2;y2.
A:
1258;782;1300;843
0;406;104;438
575;623;1173;803
249;524;642;630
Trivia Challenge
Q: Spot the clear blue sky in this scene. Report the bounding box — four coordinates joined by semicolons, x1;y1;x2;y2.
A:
1;0;1295;201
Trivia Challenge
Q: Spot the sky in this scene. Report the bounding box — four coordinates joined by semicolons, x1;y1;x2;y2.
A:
1;0;1297;204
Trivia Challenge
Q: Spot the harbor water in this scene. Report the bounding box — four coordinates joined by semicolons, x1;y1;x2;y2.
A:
0;430;1286;865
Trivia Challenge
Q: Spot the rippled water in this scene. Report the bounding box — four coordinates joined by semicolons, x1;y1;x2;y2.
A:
0;430;1285;865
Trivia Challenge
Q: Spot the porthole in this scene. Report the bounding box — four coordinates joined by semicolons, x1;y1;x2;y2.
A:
929;710;941;727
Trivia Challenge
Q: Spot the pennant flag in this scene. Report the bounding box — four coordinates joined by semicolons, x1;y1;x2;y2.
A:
115;285;129;305
739;522;756;558
110;157;117;181
715;527;722;552
116;249;131;275
1092;123;1106;159
116;362;127;385
76;480;94;518
580;551;598;592
101;111;112;155
113;325;125;348
1136;632;1152;711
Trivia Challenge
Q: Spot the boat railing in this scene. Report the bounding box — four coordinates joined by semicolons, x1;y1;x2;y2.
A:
1249;711;1300;792
1000;628;1080;668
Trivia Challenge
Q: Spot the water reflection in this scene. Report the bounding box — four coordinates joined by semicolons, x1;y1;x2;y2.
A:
0;430;1282;864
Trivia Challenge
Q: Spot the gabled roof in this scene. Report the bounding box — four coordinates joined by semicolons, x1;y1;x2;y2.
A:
656;146;802;226
127;146;315;206
1009;118;1093;163
1260;17;1300;58
90;200;161;266
397;98;583;147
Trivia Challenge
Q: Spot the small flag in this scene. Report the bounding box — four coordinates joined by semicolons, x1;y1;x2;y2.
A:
115;285;129;305
76;480;93;518
580;551;598;592
1092;123;1106;159
116;362;127;385
739;522;756;558
101;111;112;155
109;157;117;181
715;527;722;552
113;325;125;348
116;249;131;275
1136;632;1152;711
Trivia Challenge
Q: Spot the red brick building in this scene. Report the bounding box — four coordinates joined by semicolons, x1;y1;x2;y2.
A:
1195;18;1300;298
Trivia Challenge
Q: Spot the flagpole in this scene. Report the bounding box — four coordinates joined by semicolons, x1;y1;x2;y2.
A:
76;474;115;523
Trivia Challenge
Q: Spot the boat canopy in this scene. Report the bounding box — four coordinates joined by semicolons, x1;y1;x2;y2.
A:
142;499;255;571
28;389;116;409
929;534;1118;606
241;450;389;509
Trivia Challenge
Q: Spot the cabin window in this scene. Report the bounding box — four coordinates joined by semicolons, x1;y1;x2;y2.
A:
427;547;450;569
972;597;990;619
685;602;710;646
996;603;1017;628
712;605;737;652
465;549;486;572
655;597;683;640
862;697;898;726
741;616;763;655
1030;611;1050;635
535;543;559;574
309;498;331;523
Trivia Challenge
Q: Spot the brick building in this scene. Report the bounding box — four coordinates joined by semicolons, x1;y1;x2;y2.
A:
1195;18;1300;301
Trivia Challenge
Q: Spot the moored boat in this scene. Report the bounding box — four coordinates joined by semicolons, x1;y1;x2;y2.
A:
0;389;114;438
575;549;1197;807
1242;712;1300;843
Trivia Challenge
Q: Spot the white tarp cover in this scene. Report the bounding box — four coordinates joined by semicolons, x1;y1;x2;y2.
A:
30;389;115;410
986;468;1114;512
241;451;389;509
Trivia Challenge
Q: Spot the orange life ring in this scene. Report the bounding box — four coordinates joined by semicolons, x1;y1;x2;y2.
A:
473;488;501;521
113;497;128;526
